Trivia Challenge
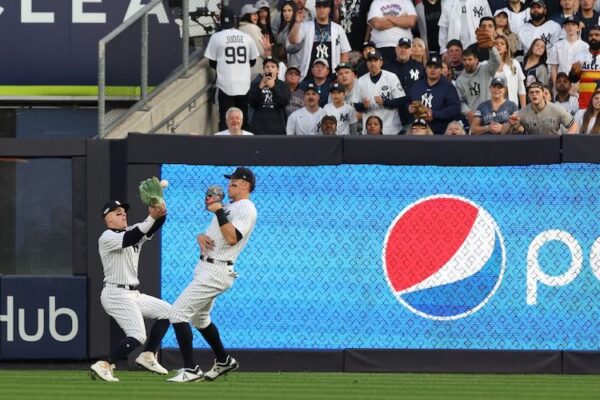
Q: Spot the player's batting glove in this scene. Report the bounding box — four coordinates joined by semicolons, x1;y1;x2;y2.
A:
205;185;224;209
139;177;165;207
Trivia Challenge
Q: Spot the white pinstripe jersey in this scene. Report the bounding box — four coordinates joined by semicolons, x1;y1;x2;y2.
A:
98;224;150;286
204;199;257;263
356;70;405;135
286;107;326;135
204;28;260;96
323;103;357;135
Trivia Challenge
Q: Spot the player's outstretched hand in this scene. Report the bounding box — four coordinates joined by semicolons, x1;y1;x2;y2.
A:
197;234;215;253
149;203;167;219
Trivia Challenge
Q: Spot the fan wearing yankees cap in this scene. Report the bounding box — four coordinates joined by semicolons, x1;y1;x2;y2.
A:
168;167;257;382
90;200;171;382
288;0;351;79
287;83;327;134
205;6;260;131
354;50;406;135
248;56;291;135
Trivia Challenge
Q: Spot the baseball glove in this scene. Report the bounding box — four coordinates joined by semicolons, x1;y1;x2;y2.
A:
205;185;224;208
139;177;164;207
475;28;495;49
411;100;429;119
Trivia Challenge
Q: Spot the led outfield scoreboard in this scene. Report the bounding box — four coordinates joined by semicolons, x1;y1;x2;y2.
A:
161;164;600;350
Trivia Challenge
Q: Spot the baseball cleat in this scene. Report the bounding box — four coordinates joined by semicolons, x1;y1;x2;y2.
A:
203;356;239;381
166;365;203;382
90;360;119;382
135;351;168;375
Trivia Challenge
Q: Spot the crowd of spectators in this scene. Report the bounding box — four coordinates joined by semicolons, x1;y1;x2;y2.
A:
204;0;600;135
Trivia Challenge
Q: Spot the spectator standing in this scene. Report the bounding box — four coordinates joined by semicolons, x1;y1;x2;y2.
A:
415;0;443;55
248;57;291;135
547;16;589;89
239;4;267;81
577;0;600;41
549;0;577;25
518;0;562;55
509;81;578;134
455;46;501;126
333;0;374;51
407;56;462;134
205;7;260;131
324;82;358;134
255;0;276;44
367;0;417;66
286;83;327;134
444;39;465;81
465;16;497;62
288;0;351;79
570;25;600;109
494;9;519;56
215;107;255;135
387;38;425;131
554;72;580;116
500;0;530;37
411;38;429;66
354;41;377;77
300;58;333;107
354;50;405;135
494;34;526;108
470;77;518;134
574;89;600;133
522;38;549;87
438;0;492;52
284;66;305;117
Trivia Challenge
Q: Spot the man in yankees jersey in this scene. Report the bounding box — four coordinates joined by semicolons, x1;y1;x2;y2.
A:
90;200;171;382
354;50;405;135
205;7;259;131
517;0;562;54
168;167;258;382
286;83;327;135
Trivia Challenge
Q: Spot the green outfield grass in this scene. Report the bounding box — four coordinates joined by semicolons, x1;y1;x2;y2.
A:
1;371;600;400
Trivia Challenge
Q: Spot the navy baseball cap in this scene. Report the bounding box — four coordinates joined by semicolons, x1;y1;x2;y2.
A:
563;15;579;25
490;76;506;87
225;167;256;191
426;56;442;67
102;200;129;218
335;62;354;72
304;82;320;94
398;37;412;47
330;82;345;92
315;0;331;7
530;0;546;7
263;56;278;66
362;41;376;50
220;7;237;28
366;50;383;60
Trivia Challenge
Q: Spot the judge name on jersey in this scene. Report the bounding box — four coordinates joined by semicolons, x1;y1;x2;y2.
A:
226;35;246;44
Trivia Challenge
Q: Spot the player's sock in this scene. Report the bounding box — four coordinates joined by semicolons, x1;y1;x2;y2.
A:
108;337;141;363
144;319;170;353
198;323;227;363
172;322;195;368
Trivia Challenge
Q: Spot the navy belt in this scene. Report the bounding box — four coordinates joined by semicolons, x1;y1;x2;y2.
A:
105;283;138;290
201;255;233;266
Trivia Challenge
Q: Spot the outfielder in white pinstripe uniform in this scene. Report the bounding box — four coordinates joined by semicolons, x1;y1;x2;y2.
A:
90;200;171;382
168;167;258;383
286;83;326;135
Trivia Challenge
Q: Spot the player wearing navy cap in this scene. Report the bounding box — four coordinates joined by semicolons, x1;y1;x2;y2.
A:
168;167;258;382
90;200;171;382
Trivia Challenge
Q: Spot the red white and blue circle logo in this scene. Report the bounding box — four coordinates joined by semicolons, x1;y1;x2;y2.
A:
382;195;506;320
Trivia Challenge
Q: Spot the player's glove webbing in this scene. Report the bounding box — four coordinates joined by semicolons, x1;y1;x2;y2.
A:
139;177;164;206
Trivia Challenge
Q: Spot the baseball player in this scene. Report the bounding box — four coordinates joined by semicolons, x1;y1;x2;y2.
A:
90;200;171;382
168;167;258;382
205;7;260;131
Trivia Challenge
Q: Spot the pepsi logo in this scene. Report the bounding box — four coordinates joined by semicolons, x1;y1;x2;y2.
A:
382;195;506;320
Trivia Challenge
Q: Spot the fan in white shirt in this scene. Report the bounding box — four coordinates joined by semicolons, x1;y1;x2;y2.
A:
214;107;255;136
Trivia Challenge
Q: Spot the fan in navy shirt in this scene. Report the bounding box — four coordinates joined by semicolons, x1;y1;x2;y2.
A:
407;56;461;135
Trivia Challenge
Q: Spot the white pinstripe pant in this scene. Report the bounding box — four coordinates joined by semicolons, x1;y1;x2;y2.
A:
169;261;237;329
101;285;171;343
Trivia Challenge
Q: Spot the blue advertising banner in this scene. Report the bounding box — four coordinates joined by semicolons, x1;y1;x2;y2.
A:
0;276;87;359
0;0;181;89
160;164;600;351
